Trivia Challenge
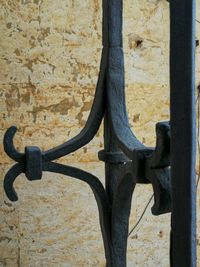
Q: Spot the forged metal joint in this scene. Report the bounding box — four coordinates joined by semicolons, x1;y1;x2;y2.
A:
146;165;171;215
133;148;153;184
150;121;170;168
3;126;44;201
25;146;42;181
145;121;171;215
98;149;129;164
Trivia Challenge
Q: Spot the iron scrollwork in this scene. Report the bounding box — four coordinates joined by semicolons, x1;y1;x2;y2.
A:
3;0;196;266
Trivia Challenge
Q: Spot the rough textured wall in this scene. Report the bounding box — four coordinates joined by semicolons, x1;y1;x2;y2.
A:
0;0;200;266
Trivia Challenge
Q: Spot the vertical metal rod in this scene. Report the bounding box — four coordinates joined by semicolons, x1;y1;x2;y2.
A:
103;0;124;202
102;0;122;203
103;1;134;266
170;0;196;266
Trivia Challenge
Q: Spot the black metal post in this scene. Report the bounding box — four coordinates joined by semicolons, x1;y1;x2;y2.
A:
170;0;196;266
2;0;196;266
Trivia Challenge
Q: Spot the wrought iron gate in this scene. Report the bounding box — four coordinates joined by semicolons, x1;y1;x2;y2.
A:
3;0;196;266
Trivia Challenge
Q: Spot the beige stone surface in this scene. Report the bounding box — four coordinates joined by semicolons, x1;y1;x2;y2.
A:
0;0;200;266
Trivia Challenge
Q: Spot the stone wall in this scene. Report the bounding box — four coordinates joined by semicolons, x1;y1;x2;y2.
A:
0;0;200;266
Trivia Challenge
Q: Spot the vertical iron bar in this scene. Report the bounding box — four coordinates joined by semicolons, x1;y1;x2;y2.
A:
103;1;134;266
103;0;124;202
170;0;196;266
107;0;123;47
103;0;122;203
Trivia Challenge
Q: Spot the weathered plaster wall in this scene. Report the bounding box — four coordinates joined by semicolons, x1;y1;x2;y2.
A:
0;0;200;266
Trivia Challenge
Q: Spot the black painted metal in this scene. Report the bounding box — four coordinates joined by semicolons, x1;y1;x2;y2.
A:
170;0;196;266
2;0;196;266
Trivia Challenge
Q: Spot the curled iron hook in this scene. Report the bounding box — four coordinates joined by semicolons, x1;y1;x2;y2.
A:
3;126;25;163
4;163;25;201
3;126;25;201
